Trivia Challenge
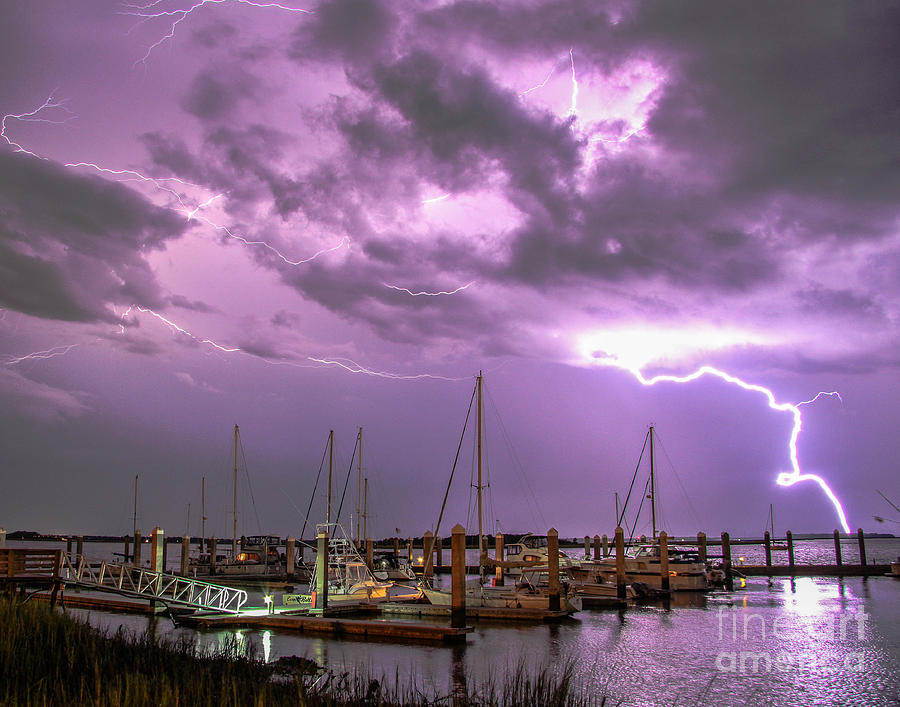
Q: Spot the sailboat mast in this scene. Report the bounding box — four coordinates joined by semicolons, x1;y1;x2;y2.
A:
357;427;363;544
233;424;239;557
133;474;138;537
363;476;368;541
201;476;206;552
477;371;484;559
649;425;657;539
327;430;334;525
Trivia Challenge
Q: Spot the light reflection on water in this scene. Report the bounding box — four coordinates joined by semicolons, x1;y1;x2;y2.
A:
20;539;900;705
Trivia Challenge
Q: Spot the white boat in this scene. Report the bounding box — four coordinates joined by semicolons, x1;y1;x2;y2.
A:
502;533;577;577
575;544;708;591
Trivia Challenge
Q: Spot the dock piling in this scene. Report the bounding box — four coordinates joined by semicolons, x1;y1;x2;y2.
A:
209;537;216;575
66;537;72;555
366;537;374;573
494;532;504;586
424;531;434;581
151;528;164;572
721;532;733;591
286;537;295;580
698;532;707;564
857;528;866;566
76;535;84;558
659;531;670;592
407;537;413;564
602;534;609;558
123;536;130;563
436;536;442;569
786;530;795;568
764;531;772;567
393;537;400;560
451;524;465;628
614;526;626;600
833;529;842;566
133;531;142;568
180;535;189;576
583;535;590;559
548;528;560;611
593;534;601;561
312;530;329;614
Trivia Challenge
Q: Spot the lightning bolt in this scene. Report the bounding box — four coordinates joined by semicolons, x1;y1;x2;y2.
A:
121;306;240;352
422;193;451;205
1;344;80;366
567;48;579;117
306;357;464;381
590;355;852;533
122;0;312;65
383;282;474;297
1;93;75;157
520;67;556;97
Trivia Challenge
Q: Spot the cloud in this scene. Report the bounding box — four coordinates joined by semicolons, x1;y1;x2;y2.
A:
0;368;90;421
180;67;259;121
0;151;188;324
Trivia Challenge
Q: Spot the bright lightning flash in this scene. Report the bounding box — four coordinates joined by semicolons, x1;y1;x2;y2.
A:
578;330;852;533
383;282;475;297
2;344;80;366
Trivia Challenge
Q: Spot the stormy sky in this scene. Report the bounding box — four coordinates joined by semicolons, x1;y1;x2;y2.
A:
1;0;898;539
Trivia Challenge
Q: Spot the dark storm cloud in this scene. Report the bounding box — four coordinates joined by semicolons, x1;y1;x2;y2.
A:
0;151;187;323
794;285;887;321
168;294;215;313
181;67;259;121
288;0;398;66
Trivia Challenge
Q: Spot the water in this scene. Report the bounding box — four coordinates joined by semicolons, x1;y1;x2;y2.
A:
7;538;900;705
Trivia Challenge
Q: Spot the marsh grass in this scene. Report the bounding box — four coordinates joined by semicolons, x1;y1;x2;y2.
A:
0;599;613;706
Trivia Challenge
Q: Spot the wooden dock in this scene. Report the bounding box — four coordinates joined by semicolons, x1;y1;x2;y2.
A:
738;564;890;577
379;602;573;622
179;611;472;643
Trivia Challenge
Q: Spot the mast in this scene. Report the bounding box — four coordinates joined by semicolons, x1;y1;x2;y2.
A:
649;425;657;539
201;476;206;552
133;474;138;537
233;424;239;557
357;427;363;544
769;503;775;536
363;477;368;541
615;492;620;526
327;430;334;525
476;371;484;561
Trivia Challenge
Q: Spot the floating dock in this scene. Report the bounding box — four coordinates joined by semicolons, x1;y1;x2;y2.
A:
737;564;890;577
379;602;573;622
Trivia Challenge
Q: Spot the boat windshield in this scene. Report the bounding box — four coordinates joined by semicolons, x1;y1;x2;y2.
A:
523;536;548;549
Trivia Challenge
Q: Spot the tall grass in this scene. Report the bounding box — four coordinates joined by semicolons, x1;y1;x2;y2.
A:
0;598;612;706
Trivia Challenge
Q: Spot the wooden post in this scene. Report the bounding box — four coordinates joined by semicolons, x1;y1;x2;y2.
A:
614;526;626;599
602;534;609;558
393;537;400;559
150;527;164;572
583;535;590;559
66;537;73;555
366;537;374;573
76;535;84;558
659;531;670;592
451;524;465;628
697;532;707;564
209;538;217;575
548;528;560;611
593;534;601;561
133;531;142;568
786;530;795;568
313;530;329;613
424;530;434;581
833;529;843;566
857;528;867;566
721;532;733;591
407;536;413;563
0;528;5;548
123;535;131;563
162;536;168;571
764;531;772;567
286;537;295;580
494;533;504;586
436;536;443;569
180;535;190;575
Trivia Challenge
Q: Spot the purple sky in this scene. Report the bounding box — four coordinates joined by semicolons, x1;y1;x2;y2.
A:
1;0;898;539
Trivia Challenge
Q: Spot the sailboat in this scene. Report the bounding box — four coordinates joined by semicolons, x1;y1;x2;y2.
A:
574;426;709;591
189;425;287;580
766;504;788;550
421;372;582;613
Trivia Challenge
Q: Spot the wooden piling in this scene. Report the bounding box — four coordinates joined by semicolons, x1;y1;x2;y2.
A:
721;532;733;591
548;528;560;612
786;530;795;568
150;527;164;572
698;532;707;563
76;535;84;557
764;531;772;567
407;537;413;563
393;537;400;559
593;534;601;561
659;531;670;592
133;531;142;568
66;537;73;555
451;524;465;628
436;536;442;568
833;529;842;566
180;535;190;576
123;535;131;563
614;526;626;600
208;537;216;575
286;537;295;580
162;536;168;570
313;530;329;613
366;537;374;573
857;528;866;566
424;531;434;580
602;534;609;558
494;532;504;586
583;535;590;559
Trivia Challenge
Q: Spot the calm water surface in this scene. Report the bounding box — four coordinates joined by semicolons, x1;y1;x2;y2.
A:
11;538;900;705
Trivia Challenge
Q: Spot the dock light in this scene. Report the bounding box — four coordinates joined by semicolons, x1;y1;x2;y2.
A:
738;556;745;565
264;594;274;614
